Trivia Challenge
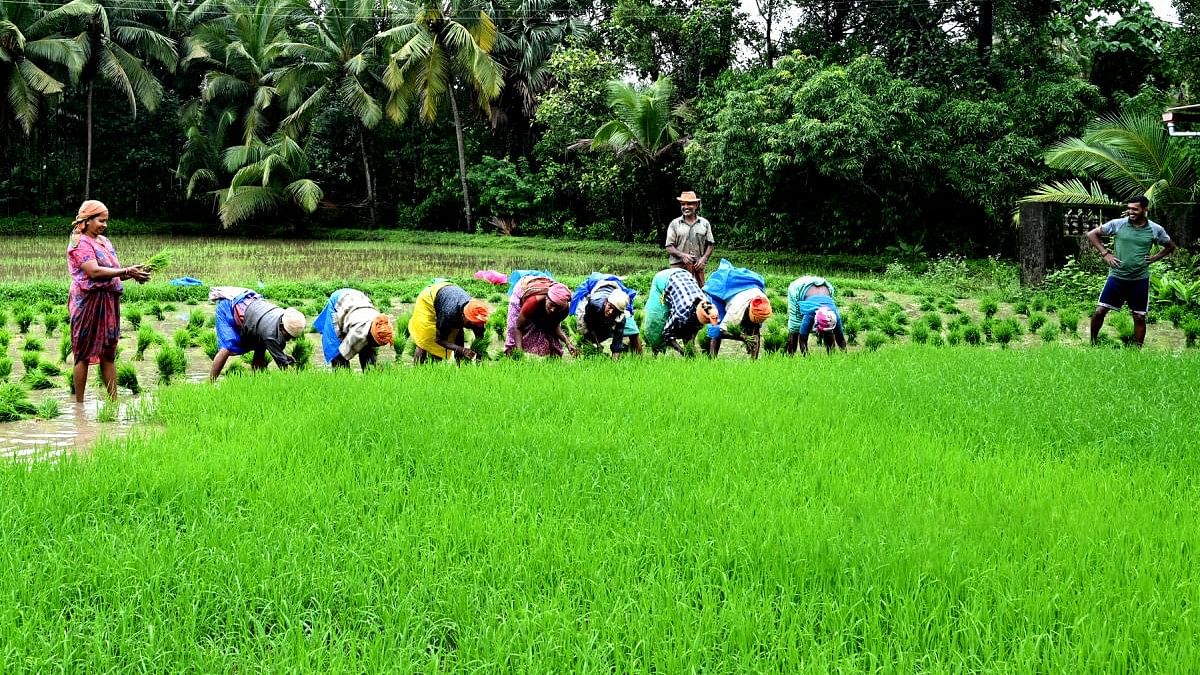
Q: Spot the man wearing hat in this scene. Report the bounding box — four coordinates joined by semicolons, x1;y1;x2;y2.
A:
572;274;642;357
786;275;847;356
209;289;307;380
665;191;715;285
313;288;394;371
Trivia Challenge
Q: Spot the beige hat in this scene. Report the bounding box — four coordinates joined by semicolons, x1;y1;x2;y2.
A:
676;191;700;203
607;289;630;313
281;308;306;338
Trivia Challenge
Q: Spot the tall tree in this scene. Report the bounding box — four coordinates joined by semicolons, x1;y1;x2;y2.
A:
0;0;85;137
380;0;503;231
274;0;386;225
489;0;586;132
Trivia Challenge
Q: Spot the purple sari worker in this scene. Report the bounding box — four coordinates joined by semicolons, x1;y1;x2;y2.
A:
66;200;150;402
504;276;578;357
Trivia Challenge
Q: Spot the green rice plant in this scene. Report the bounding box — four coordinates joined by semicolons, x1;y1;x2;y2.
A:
0;383;37;421
21;352;38;372
59;335;72;362
922;312;942;331
187;311;206;333
35;398;60;420
291;338;313;369
225;360;248;376
576;340;603;359
200;331;220;360
1183;316;1200;348
762;330;787;353
979;297;999;319
125;306;143;330
1059;308;1081;334
863;331;887;352
1013;299;1030;316
1030;295;1046;312
117;363;141;394
946;327;963;346
634;308;645;325
910;322;930;344
23;369;54;390
0;328;9;348
97;398;118;423
871;292;887;304
148;303;165;321
35;301;53;315
22;336;43;352
878;317;906;338
38;361;61;377
172;328;194;350
962;323;982;346
15;308;33;333
144;250;172;272
928;332;945;347
1040;322;1058;344
42;312;60;336
487;308;507;340
136;324;158;360
993;320;1016;347
506;346;525;361
1163;305;1185;328
952;313;972;328
0;357;11;381
769;296;787;316
156;345;188;385
918;297;936;311
0;306;7;327
1028;312;1047;332
1110;312;1136;347
163;303;177;313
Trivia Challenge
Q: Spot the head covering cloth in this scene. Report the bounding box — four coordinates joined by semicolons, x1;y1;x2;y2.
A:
281;308;307;338
370;314;394;345
70;200;109;248
695;300;719;325
463;300;490;327
607;289;630;313
814;307;838;333
748;296;773;324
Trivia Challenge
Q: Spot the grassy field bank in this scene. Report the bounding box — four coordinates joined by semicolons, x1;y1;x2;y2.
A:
1;349;1196;670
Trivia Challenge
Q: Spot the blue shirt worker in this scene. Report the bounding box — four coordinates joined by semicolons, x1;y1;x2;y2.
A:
786;276;847;356
313;288;394;371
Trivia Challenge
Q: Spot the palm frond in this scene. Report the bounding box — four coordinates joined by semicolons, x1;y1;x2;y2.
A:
1019;179;1121;206
284;178;322;212
218;185;279;227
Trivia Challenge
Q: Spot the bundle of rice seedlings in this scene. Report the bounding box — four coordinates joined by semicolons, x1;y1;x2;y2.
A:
116;363;141;394
97;399;118;423
22;337;43;351
0;328;9;348
187;311;205;333
290;338;313;369
469;332;492;360
576;340;603;359
36;398;60;420
15;308;34;333
157;345;187;384
143;250;172;272
24;370;54;390
173;328;194;349
43;313;60;336
0;384;37;422
126;306;144;330
21;352;39;372
864;332;887;352
60;336;72;362
200;331;220;360
0;357;11;381
38;361;62;377
136;324;158;360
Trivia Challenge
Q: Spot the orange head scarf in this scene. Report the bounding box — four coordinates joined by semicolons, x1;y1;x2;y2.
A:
370;314;394;346
748;295;773;324
69;199;108;248
695;300;719;325
463;300;490;327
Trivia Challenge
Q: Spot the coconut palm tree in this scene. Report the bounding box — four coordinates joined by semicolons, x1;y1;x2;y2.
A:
275;0;385;225
1023;112;1198;213
488;0;586;129
379;0;504;230
575;77;689;168
37;0;178;198
0;0;86;136
217;131;322;226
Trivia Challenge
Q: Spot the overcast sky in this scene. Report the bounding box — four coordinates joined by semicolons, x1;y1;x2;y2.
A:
1149;0;1178;23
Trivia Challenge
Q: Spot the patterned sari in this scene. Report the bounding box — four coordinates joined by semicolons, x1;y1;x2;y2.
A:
67;235;123;365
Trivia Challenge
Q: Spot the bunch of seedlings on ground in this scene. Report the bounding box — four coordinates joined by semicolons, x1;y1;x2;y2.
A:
919;297;936;311
947;327;963;345
23;369;54;390
962;323;982;346
469;332;492;360
59;336;71;362
116;363;141;394
136;325;159;360
43;312;60;336
291;338;313;369
762;321;787;353
157;345;188;384
1028;312;1047;332
929;332;945;347
0;329;9;348
97;398;118;423
0;357;11;381
922;313;942;331
1163;305;1185;328
173;328;194;349
21;353;39;373
864;332;887;352
148;303;165;321
979;297;999;319
187;311;206;334
35;398;60;420
15;308;34;333
22;337;42;352
993;319;1018;347
125;306;143;329
200;331;220;360
576;340;603;359
1040;322;1058;343
1013;299;1030;316
38;361;61;377
910;323;931;344
1110;313;1136;347
1059;308;1081;335
0;307;7;327
1183;316;1200;347
0;384;37;422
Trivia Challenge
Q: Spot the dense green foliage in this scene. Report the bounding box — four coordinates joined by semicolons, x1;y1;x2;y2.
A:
0;0;1192;253
0;350;1198;668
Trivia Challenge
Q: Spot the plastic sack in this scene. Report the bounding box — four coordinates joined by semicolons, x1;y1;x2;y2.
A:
473;270;508;285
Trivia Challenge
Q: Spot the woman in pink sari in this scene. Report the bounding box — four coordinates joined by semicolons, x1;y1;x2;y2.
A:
504;276;578;357
67;200;150;402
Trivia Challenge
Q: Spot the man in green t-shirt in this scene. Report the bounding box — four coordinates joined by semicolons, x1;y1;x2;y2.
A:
1085;195;1176;347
